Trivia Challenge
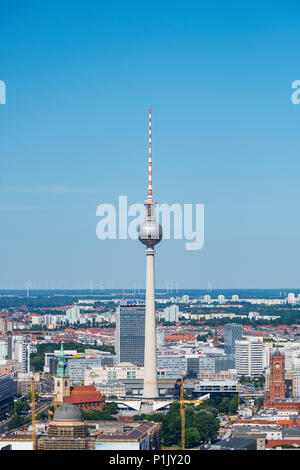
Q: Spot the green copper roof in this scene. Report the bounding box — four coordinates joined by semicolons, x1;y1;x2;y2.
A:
56;343;68;378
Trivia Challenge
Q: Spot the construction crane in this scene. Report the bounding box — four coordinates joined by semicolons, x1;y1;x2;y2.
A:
48;409;53;424
31;376;36;450
173;374;210;450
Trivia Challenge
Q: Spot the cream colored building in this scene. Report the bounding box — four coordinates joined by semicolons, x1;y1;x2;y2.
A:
84;362;144;386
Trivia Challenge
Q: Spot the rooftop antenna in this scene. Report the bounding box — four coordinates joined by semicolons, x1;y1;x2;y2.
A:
148;107;152;201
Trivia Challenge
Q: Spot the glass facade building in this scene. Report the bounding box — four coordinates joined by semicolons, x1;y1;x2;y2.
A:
224;323;242;355
115;304;145;366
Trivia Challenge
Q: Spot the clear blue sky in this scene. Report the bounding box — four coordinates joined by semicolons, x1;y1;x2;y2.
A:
0;0;299;289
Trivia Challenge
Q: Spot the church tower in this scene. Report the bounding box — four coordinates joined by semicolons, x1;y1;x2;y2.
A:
54;343;70;404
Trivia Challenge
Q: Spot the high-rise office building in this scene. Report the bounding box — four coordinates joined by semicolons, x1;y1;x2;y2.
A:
115;303;145;366
224;323;242;355
235;337;264;377
13;336;30;373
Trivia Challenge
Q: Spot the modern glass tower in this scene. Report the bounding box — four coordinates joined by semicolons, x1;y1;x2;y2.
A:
115;303;145;366
224;323;242;355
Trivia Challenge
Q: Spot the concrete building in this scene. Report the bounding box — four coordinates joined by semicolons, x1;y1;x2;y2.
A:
95;381;126;398
161;304;179;322
235;337;264;377
43;315;57;327
93;420;161;450
13;336;30;373
84;363;144;386
67;357;103;385
65;305;81;324
187;354;235;376
0;341;8;360
31;314;43;326
156;329;165;348
157;356;187;378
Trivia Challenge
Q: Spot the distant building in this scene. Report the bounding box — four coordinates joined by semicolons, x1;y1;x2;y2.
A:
156;329;165;348
67;357;103;385
287;293;296;304
157;356;187;378
31;315;43;326
224;323;242;355
161;304;179;322
43;315;57;327
84;363;144;386
0;342;8;360
13;336;30;373
95;381;126;398
65;305;81;324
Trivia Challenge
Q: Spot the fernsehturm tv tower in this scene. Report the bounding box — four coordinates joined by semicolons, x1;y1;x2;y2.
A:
138;109;162;399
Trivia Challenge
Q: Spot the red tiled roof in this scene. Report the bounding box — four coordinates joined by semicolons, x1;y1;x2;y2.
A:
64;385;105;404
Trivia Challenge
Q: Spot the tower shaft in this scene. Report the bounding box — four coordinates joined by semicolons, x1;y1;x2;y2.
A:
143;247;158;398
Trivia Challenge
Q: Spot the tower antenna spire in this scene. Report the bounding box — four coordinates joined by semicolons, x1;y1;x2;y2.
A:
148;108;152;200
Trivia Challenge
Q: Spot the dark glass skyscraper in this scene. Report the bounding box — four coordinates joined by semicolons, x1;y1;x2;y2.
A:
115;303;145;366
224;323;242;355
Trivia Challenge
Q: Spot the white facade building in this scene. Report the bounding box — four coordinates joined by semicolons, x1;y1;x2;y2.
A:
65;305;81;324
235;337;264;377
162;305;179;322
84;363;144;385
13;337;30;373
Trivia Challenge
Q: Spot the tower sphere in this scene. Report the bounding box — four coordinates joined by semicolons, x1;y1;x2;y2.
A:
138;218;162;246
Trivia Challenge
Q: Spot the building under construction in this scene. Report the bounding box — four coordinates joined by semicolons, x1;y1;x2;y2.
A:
0;403;161;450
36;403;94;450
